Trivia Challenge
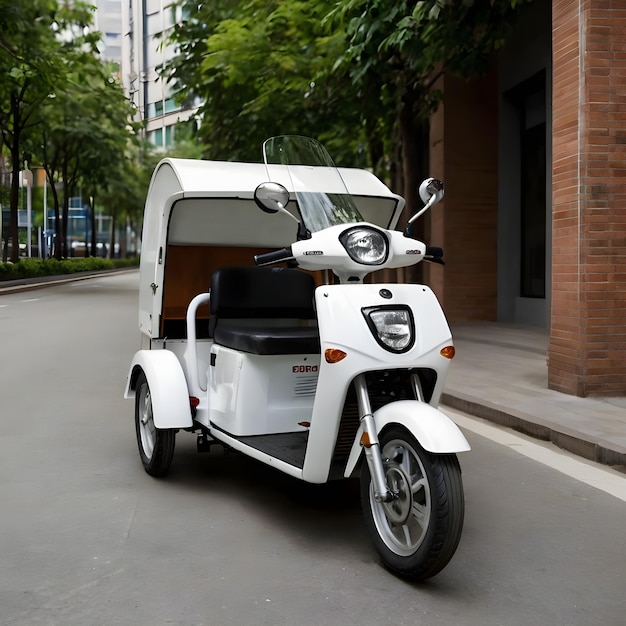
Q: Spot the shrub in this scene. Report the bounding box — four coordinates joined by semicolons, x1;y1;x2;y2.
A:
0;257;140;282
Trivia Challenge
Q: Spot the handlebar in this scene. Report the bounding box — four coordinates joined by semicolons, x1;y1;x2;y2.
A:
254;246;294;266
424;245;445;265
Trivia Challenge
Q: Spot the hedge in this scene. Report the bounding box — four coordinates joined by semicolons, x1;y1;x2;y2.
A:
0;257;140;282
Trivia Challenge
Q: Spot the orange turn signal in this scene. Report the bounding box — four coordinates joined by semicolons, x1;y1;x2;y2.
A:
360;432;372;448
325;348;348;364
440;346;456;359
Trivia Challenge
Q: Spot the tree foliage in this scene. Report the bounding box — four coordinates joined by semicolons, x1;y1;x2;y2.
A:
165;0;530;201
163;0;361;164
0;0;94;260
0;0;144;261
36;54;138;258
328;0;530;222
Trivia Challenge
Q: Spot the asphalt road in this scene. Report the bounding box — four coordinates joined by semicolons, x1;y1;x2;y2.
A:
1;271;625;626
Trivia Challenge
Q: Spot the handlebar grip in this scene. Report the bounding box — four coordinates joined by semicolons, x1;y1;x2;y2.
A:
425;246;444;258
254;247;294;266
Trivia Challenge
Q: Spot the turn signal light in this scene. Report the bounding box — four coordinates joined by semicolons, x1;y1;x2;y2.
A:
440;346;456;359
189;396;200;407
360;432;372;448
325;348;348;364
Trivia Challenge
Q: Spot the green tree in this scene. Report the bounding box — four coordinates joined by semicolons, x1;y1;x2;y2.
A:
0;0;97;262
163;0;529;196
328;0;530;221
163;0;360;164
100;138;160;258
77;64;139;258
34;45;137;259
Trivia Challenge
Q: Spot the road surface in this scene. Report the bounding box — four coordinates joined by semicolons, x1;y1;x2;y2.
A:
0;271;624;625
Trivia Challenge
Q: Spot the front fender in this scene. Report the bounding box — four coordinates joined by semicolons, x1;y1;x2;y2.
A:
344;400;470;478
124;350;193;429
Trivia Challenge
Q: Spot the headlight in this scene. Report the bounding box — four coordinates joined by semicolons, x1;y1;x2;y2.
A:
339;227;388;265
363;306;414;353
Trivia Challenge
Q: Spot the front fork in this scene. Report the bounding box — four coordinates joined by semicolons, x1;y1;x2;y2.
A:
354;374;393;503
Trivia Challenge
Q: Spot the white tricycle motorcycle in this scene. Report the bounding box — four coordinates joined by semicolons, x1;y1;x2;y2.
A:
125;135;470;580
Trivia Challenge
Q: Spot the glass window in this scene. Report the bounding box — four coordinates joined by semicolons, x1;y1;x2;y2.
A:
146;12;162;36
146;0;161;15
165;124;175;146
151;128;163;147
164;98;178;113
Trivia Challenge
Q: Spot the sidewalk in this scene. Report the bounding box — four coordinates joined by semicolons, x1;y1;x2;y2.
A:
444;323;626;471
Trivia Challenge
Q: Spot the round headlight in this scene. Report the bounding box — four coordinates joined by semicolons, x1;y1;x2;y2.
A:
339;227;388;265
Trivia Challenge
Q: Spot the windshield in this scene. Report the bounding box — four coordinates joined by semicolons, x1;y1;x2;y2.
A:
262;136;365;232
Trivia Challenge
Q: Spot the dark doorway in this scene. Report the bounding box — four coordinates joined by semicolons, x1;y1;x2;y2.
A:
521;119;546;298
507;71;547;300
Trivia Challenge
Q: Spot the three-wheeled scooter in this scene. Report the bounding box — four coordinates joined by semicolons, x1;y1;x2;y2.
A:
124;135;470;580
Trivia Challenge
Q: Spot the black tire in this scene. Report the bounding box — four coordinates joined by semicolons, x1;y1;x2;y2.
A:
360;425;464;580
134;370;176;477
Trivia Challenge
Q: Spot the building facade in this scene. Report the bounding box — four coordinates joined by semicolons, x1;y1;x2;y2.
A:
120;0;193;150
427;0;626;397
93;0;123;68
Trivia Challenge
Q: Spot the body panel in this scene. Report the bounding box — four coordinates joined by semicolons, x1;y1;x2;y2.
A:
301;282;454;483
124;349;193;429
208;346;320;436
344;401;471;478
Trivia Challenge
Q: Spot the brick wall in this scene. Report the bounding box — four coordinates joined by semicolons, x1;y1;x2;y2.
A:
549;0;626;395
427;72;499;324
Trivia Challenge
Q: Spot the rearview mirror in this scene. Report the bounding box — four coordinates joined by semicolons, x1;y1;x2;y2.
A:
254;182;290;214
418;178;444;205
405;178;445;234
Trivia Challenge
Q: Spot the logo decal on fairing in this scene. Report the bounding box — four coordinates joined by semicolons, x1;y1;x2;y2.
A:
292;365;319;373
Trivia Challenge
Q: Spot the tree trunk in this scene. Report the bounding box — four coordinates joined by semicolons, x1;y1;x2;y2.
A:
398;87;430;283
46;170;62;260
9;146;20;263
61;164;69;258
9;95;21;263
108;209;117;259
365;116;385;182
90;193;97;257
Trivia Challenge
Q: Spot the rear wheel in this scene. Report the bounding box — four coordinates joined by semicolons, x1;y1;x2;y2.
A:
361;426;464;580
135;371;176;477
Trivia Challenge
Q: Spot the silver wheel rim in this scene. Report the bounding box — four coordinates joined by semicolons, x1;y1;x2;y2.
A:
369;438;431;556
138;384;155;459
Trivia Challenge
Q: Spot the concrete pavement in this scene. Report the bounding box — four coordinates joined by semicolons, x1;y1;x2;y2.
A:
445;323;626;471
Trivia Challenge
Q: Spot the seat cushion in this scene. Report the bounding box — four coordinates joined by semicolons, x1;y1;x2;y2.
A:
213;325;320;355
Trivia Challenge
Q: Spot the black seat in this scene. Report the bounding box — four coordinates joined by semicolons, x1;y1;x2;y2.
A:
209;267;320;355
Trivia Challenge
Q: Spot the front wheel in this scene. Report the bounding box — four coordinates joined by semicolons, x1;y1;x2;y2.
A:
135;371;176;477
361;426;464;580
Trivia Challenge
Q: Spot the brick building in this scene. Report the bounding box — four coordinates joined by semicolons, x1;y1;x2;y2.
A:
425;0;626;397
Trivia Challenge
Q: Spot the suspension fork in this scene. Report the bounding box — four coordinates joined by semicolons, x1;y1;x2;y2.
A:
354;374;393;503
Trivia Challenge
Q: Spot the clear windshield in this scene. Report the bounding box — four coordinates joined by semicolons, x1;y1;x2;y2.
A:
262;135;365;233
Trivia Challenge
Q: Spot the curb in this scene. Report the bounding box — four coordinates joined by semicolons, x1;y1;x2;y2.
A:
442;391;626;471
